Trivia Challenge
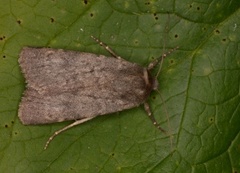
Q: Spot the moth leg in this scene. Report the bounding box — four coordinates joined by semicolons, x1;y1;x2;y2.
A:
44;116;95;150
144;102;166;133
91;36;123;60
147;47;179;71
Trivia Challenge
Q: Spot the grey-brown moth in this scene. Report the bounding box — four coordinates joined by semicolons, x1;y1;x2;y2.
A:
18;36;176;149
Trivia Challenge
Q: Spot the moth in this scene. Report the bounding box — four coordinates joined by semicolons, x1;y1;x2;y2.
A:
18;36;176;149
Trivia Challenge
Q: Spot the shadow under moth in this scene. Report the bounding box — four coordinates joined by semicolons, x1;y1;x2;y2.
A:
18;36;175;149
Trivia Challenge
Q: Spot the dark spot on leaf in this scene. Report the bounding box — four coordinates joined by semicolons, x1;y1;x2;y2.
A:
197;7;200;10
50;17;55;23
5;124;8;128
145;2;150;5
11;121;14;124
17;20;21;24
222;38;226;42
134;40;139;45
14;132;18;135
111;153;115;156
215;29;220;34
189;4;192;8
202;27;206;31
90;13;93;17
152;96;156;99
170;59;174;64
84;0;88;5
0;36;6;40
209;117;214;123
174;34;178;38
153;13;158;20
3;55;6;58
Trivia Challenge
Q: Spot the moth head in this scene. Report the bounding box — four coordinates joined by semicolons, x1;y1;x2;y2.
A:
143;68;159;92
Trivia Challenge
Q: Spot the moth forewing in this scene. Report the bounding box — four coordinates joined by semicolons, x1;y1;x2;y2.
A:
19;48;150;123
18;37;174;149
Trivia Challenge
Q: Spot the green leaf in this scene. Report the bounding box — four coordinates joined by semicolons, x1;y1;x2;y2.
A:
0;0;239;172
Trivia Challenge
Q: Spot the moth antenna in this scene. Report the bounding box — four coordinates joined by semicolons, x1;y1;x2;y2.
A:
91;36;123;60
148;13;178;78
156;89;174;152
156;13;169;76
147;47;179;71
